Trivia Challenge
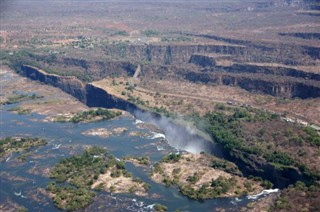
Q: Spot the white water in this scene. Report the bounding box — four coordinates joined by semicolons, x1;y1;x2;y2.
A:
247;188;279;200
156;146;165;151
145;204;155;209
52;144;62;149
150;132;166;140
14;191;22;196
135;119;144;125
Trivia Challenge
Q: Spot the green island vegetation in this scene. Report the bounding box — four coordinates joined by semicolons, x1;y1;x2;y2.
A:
152;153;264;200
179;176;237;200
50;147;117;187
196;106;320;183
48;147;150;210
55;108;122;123
153;203;168;211
1;93;43;105
47;183;95;211
123;156;150;166
0;137;47;159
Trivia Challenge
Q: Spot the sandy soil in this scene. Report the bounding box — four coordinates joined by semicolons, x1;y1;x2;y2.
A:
151;153;263;197
82;127;127;138
91;167;147;196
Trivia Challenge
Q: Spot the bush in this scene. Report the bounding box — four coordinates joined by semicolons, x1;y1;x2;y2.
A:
154;204;168;211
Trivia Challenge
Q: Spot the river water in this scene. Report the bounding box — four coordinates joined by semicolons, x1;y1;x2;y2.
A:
0;102;269;211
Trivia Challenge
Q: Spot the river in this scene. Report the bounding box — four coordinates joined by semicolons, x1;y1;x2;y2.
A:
0;100;274;211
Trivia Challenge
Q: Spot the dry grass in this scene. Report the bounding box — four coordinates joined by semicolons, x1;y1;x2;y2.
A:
151;153;264;197
91;167;147;196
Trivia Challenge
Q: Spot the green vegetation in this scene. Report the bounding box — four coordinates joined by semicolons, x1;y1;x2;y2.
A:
142;29;159;37
303;127;320;147
269;181;320;211
2;93;43;105
201;107;320;184
7;107;32;115
179;176;238;200
161;36;192;42
161;153;181;163
8;50;92;82
0;137;47;158
128;95;146;106
49;146;150;210
56;108;122;123
211;159;241;175
50;147;111;187
153;203;168;211
47;183;95;211
152;153;254;200
124;156;150;165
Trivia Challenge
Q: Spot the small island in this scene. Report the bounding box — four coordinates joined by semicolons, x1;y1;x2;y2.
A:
48;147;150;211
54;108;122;123
82;127;127;138
151;152;268;200
0;137;47;160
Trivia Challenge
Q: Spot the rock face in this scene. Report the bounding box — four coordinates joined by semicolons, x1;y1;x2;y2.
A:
189;54;216;67
20;65;87;102
85;83;138;112
104;41;319;66
104;44;245;65
183;71;320;99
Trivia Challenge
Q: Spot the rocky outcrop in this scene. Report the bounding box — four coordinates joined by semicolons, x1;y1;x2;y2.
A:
20;65;87;102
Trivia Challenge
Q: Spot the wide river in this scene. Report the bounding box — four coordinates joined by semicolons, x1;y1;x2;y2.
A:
1;102;267;211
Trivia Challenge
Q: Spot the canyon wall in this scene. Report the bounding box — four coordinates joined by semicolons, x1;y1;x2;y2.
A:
20;65;87;102
183;71;320;99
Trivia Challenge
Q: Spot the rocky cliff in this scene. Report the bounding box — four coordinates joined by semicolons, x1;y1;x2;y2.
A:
183;71;320;99
85;83;138;112
20;65;87;102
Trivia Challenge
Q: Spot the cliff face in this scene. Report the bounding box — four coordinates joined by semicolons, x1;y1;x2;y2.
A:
183;71;320;99
103;41;319;66
20;65;87;102
104;44;245;65
189;54;216;67
218;64;320;81
85;83;138;112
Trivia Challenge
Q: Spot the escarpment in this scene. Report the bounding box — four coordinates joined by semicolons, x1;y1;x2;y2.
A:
14;37;320;99
85;83;138;112
20;65;87;102
182;71;320;98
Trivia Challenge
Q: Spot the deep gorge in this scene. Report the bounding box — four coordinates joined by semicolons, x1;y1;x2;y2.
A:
17;64;318;189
